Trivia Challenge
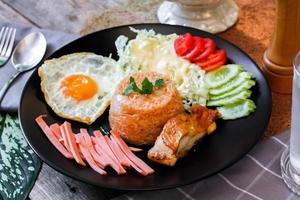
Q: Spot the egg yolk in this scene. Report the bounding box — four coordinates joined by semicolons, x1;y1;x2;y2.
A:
60;74;97;101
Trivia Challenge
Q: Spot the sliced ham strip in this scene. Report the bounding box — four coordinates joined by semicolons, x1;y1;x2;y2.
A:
76;135;107;175
110;135;145;175
88;138;110;166
93;131;103;138
50;123;62;141
36;116;153;176
49;124;64;143
93;131;120;164
104;135;131;167
62;122;86;166
80;129;108;169
129;147;143;152
75;134;81;144
93;142;117;170
74;134;85;159
59;124;72;154
111;130;154;176
93;140;126;174
92;132;126;175
35;116;73;159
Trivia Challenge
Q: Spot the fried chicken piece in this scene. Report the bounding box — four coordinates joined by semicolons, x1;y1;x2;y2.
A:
147;105;220;166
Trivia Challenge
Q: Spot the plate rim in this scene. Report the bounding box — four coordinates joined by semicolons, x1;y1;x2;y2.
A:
18;23;272;191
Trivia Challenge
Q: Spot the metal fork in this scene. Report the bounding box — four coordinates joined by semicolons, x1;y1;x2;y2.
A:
0;27;16;66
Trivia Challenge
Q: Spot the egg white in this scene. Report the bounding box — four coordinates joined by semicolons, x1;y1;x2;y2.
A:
39;52;123;124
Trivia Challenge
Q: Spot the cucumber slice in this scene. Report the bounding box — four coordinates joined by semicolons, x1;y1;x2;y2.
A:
205;64;244;88
217;99;256;120
209;80;255;100
207;90;252;106
209;72;253;96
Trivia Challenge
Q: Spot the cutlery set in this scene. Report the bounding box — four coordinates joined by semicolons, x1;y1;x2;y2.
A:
0;26;46;103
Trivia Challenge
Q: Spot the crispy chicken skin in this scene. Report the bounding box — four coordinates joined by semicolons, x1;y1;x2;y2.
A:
147;105;220;166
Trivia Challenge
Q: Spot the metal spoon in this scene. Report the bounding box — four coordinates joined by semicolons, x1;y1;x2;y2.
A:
0;32;47;102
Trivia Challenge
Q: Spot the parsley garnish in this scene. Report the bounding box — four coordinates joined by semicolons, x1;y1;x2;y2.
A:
123;76;165;96
140;78;153;94
123;77;139;96
155;79;164;87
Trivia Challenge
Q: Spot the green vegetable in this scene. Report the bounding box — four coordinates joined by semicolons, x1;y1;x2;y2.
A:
123;77;164;96
155;79;164;88
99;126;110;135
205;64;257;120
123;77;139;96
205;64;243;88
207;90;252;106
141;78;153;94
209;72;253;96
209;80;255;100
217;99;256;120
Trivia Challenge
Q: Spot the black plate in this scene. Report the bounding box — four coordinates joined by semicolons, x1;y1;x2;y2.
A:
19;24;271;190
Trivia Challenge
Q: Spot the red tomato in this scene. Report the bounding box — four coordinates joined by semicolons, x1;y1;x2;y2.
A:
192;38;216;62
201;60;226;72
196;50;226;67
183;37;205;60
174;33;194;56
174;33;227;72
197;50;226;71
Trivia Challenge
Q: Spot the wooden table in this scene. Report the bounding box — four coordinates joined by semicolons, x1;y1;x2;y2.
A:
0;0;124;33
0;0;291;199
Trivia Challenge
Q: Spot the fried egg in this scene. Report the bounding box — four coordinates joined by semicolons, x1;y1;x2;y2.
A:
39;52;123;124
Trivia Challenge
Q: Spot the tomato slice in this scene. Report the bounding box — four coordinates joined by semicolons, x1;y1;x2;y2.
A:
197;50;226;71
193;38;216;62
183;37;205;61
201;60;226;72
196;50;226;67
175;33;227;72
174;33;194;56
